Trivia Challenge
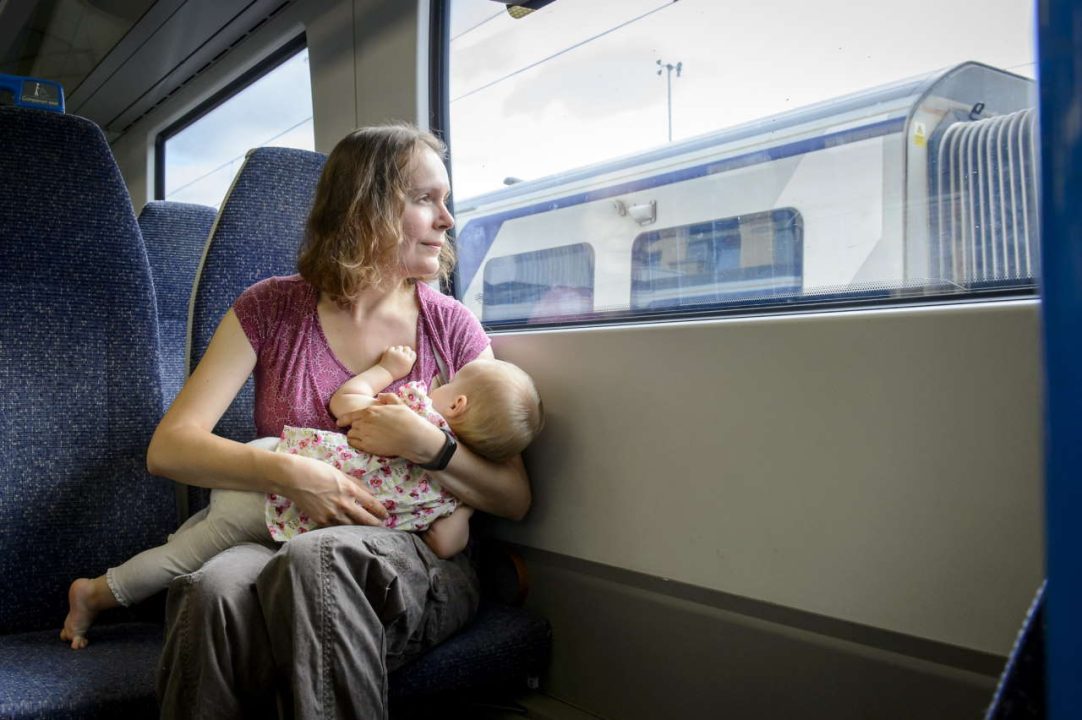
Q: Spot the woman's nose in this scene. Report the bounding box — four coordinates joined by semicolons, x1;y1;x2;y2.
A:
438;204;454;230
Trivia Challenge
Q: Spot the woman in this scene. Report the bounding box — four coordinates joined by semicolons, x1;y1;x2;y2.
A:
146;124;529;719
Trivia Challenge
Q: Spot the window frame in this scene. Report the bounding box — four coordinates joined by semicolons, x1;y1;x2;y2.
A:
153;33;308;202
437;2;1041;332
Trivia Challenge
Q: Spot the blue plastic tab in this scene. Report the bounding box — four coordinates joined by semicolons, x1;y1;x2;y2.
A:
0;74;65;113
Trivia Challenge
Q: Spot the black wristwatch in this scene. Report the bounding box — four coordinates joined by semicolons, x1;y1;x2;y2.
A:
419;427;457;471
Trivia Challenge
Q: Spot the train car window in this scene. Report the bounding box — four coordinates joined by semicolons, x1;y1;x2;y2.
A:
445;0;1039;327
157;40;313;208
630;210;802;311
482;242;595;324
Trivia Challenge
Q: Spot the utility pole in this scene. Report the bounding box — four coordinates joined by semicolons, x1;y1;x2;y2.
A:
657;59;682;142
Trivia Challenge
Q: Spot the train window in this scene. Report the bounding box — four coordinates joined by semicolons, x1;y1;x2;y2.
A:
631;210;802;311
482;243;595;324
157;40;313;208
445;0;1040;327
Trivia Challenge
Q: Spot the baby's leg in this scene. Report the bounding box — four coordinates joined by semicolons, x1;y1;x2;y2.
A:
108;437;278;604
107;488;271;606
62;488;270;649
60;577;118;649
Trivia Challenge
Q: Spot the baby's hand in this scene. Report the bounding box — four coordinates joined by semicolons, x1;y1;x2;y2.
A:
380;345;416;380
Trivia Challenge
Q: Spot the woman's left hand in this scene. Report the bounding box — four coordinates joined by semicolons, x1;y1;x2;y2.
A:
338;393;444;462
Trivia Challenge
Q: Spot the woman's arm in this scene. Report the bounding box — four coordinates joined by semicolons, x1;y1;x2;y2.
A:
328;345;416;419
147;310;387;527
338;347;532;520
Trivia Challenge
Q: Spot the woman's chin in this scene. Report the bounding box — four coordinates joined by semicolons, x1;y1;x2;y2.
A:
401;259;441;280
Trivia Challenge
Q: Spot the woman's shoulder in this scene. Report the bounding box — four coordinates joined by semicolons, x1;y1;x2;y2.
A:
243;274;311;300
416;280;472;317
236;274;312;310
415;281;490;365
234;275;314;344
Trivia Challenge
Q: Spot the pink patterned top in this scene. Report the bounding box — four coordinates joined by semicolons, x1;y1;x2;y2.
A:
265;381;459;540
233;274;490;437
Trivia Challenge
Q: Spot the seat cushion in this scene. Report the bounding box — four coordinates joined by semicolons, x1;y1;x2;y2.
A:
390;601;552;699
0;605;549;717
0;623;162;720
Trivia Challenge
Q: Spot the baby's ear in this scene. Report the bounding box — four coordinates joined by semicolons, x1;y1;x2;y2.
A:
445;394;469;417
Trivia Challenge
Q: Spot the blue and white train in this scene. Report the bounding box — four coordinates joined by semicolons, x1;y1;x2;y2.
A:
455;62;1037;324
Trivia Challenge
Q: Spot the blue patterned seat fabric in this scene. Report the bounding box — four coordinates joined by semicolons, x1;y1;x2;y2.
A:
185;146;327;513
137;200;216;409
0;107;176;718
985;581;1047;719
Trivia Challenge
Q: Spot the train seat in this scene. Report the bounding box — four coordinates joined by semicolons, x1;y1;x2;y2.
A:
137;200;216;409
184;146;327;514
186;145;552;706
0;106;175;718
985;581;1047;719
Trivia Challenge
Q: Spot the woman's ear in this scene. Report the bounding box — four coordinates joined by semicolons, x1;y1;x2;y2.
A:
445;394;469;418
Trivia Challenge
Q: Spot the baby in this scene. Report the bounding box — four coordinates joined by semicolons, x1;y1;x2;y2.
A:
61;348;543;649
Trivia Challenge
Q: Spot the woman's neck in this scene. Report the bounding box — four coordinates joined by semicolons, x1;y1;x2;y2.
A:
323;280;415;324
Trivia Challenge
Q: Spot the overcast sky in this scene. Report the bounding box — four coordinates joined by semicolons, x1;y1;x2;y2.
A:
448;0;1036;200
164;0;1036;207
164;50;314;206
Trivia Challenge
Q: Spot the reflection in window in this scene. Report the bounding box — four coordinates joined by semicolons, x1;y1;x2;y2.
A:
482;243;594;324
446;0;1039;326
631;210;802;310
161;46;314;208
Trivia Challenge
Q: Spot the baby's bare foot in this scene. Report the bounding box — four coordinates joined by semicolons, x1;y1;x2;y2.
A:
60;578;105;649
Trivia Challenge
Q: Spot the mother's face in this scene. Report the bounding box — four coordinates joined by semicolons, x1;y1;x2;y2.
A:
397;147;454;280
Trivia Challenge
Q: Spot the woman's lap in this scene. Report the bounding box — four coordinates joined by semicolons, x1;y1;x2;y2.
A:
158;527;480;720
158;542;278;720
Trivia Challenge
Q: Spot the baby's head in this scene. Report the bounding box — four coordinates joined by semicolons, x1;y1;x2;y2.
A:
429;359;544;462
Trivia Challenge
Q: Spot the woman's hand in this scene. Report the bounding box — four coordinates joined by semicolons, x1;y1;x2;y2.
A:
337;394;444;464
277;452;389;527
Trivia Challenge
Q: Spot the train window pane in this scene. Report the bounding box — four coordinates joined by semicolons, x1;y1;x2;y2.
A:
482;243;595;324
445;0;1040;326
160;46;314;208
631;210;802;310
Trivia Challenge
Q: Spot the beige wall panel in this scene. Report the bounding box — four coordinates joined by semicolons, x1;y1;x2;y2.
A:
489;302;1043;656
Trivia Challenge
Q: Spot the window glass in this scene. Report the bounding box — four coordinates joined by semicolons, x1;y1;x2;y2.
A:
483;243;595;324
631;210;802;311
161;46;314;208
446;0;1039;326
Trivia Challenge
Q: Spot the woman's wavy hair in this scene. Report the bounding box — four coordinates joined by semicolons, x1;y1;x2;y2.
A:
298;124;455;302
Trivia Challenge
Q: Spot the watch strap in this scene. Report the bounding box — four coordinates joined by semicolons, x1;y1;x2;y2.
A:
419;427;457;471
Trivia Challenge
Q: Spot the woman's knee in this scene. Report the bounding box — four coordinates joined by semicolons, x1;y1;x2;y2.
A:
168;543;274;615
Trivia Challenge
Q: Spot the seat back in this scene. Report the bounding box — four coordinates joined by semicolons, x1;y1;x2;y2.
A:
138;200;216;407
0;107;174;633
186;146;326;511
985;581;1047;719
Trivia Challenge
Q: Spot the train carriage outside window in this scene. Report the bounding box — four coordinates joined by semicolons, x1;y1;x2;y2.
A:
445;0;1039;328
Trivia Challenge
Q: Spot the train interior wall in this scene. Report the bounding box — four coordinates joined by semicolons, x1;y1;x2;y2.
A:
488;302;1042;718
102;1;1044;717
